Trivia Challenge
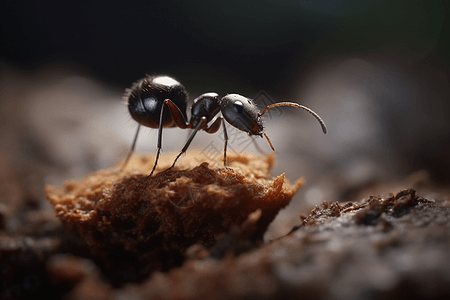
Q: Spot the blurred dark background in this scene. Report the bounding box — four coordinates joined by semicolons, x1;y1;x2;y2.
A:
1;0;449;238
2;0;449;94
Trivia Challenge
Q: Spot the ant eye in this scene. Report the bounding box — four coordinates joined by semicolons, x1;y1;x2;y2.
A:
233;100;244;113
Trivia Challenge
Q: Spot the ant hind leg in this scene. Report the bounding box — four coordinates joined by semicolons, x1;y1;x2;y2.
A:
115;124;141;174
148;103;167;177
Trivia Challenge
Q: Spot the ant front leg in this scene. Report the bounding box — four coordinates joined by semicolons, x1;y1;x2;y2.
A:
221;118;232;170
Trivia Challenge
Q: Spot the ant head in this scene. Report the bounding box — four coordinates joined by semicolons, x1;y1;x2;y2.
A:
220;94;264;136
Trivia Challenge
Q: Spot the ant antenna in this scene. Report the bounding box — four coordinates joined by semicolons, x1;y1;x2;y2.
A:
263;132;275;151
261;102;328;134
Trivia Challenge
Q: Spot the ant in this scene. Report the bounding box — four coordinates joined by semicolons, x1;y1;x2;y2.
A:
121;75;327;176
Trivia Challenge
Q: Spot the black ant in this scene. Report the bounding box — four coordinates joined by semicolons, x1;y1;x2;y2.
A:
121;75;327;176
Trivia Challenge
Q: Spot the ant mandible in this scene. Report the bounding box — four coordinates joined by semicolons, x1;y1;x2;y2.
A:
120;74;327;176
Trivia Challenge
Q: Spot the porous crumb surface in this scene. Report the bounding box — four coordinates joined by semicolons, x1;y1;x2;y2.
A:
3;168;450;299
46;151;304;283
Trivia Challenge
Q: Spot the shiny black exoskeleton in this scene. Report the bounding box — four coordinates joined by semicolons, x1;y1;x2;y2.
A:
122;75;327;176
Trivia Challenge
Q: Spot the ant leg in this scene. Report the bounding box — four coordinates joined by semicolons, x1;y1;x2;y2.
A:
149;103;167;177
117;124;141;173
163;98;192;158
221;118;232;170
164;99;189;129
165;117;207;172
205;116;222;134
149;100;189;177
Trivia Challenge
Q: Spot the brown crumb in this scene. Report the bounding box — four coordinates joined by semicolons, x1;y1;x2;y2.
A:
46;151;304;284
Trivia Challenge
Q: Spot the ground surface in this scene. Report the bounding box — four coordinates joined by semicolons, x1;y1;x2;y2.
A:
1;152;450;299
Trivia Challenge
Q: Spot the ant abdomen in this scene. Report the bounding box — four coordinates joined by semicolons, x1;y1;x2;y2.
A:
127;75;188;128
